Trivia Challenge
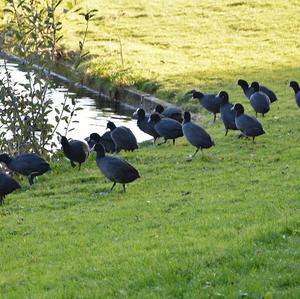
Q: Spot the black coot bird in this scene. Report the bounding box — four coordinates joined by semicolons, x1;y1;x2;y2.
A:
218;91;238;136
60;136;89;170
249;82;271;117
93;143;140;192
149;113;183;145
182;112;214;159
190;90;221;122
289;81;300;107
0;171;21;205
134;108;161;143
232;103;265;143
88;132;115;153
107;121;138;152
0;153;50;185
237;79;277;103
155;104;183;123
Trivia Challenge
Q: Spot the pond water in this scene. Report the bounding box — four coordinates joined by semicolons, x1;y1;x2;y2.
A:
0;57;151;143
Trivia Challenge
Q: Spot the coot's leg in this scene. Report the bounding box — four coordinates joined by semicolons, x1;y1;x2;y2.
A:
123;184;126;192
110;182;117;192
0;196;3;206
28;174;34;185
192;148;200;158
71;161;76;168
78;163;81;171
213;114;216;123
173;139;176;145
187;148;200;161
225;129;228;136
252;137;255;143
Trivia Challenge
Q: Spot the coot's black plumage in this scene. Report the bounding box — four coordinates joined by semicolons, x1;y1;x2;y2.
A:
0;153;50;185
289;81;300;107
149;113;183;145
249;82;271;117
60;136;89;170
0;171;21;205
93;143;140;192
190;90;221;122
218;91;238;136
237;79;277;103
232;103;265;143
155;104;183;123
107;121;138;152
134;108;161;142
88;132;115;153
182;112;214;159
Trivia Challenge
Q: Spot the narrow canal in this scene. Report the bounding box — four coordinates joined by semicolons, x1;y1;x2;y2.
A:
0;57;151;143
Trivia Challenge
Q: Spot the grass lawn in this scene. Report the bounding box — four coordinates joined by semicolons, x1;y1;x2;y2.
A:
1;106;300;298
60;0;300;104
1;0;300;298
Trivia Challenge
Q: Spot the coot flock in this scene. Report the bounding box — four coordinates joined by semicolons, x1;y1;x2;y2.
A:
1;79;299;200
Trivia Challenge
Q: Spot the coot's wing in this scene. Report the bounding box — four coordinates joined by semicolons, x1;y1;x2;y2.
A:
12;154;49;175
69;140;89;161
0;172;20;195
183;122;213;148
157;119;183;139
237;114;264;136
260;85;277;102
98;156;140;183
112;127;138;150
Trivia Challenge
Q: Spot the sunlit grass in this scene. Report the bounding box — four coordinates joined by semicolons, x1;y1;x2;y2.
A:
60;0;300;102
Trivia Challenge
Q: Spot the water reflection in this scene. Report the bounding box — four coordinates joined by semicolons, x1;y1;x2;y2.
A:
0;58;151;143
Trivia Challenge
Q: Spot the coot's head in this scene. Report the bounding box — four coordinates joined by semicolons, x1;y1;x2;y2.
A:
106;121;116;131
89;133;101;143
149;113;161;124
93;143;106;157
237;79;249;90
0;153;11;164
60;136;69;147
183;111;191;122
155;105;164;114
289;81;300;93
136;108;146;119
191;90;204;99
218;91;229;105
250;81;260;92
232;103;245;116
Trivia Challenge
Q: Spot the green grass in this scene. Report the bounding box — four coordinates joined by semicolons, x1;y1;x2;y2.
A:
1;1;300;298
60;0;300;103
1;108;300;298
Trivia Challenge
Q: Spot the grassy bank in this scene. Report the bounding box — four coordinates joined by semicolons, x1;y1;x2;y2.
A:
1;99;300;298
60;0;300;104
1;1;300;298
